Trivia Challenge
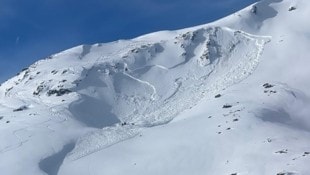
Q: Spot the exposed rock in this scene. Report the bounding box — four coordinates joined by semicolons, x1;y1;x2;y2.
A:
47;89;72;96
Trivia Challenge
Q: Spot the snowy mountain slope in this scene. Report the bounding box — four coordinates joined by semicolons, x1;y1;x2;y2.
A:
1;0;310;174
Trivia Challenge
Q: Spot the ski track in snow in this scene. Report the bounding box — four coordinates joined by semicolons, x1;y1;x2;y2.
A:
123;72;157;101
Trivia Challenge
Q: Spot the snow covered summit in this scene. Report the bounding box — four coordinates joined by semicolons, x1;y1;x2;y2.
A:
1;0;310;174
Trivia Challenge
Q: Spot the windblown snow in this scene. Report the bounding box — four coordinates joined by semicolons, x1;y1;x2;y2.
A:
1;0;310;175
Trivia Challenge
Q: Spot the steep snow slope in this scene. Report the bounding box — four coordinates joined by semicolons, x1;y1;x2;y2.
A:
1;0;310;174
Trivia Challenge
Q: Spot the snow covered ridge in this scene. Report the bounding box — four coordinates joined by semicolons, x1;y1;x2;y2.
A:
0;27;270;159
0;26;269;126
1;0;310;174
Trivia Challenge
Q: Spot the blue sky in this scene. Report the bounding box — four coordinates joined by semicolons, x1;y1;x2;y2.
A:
0;0;257;83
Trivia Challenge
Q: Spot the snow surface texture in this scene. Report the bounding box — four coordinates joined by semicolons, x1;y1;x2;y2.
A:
1;0;310;174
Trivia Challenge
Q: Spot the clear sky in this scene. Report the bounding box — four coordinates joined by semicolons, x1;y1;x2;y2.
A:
0;0;257;83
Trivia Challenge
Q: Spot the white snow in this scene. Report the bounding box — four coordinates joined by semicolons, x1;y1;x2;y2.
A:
1;0;310;174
